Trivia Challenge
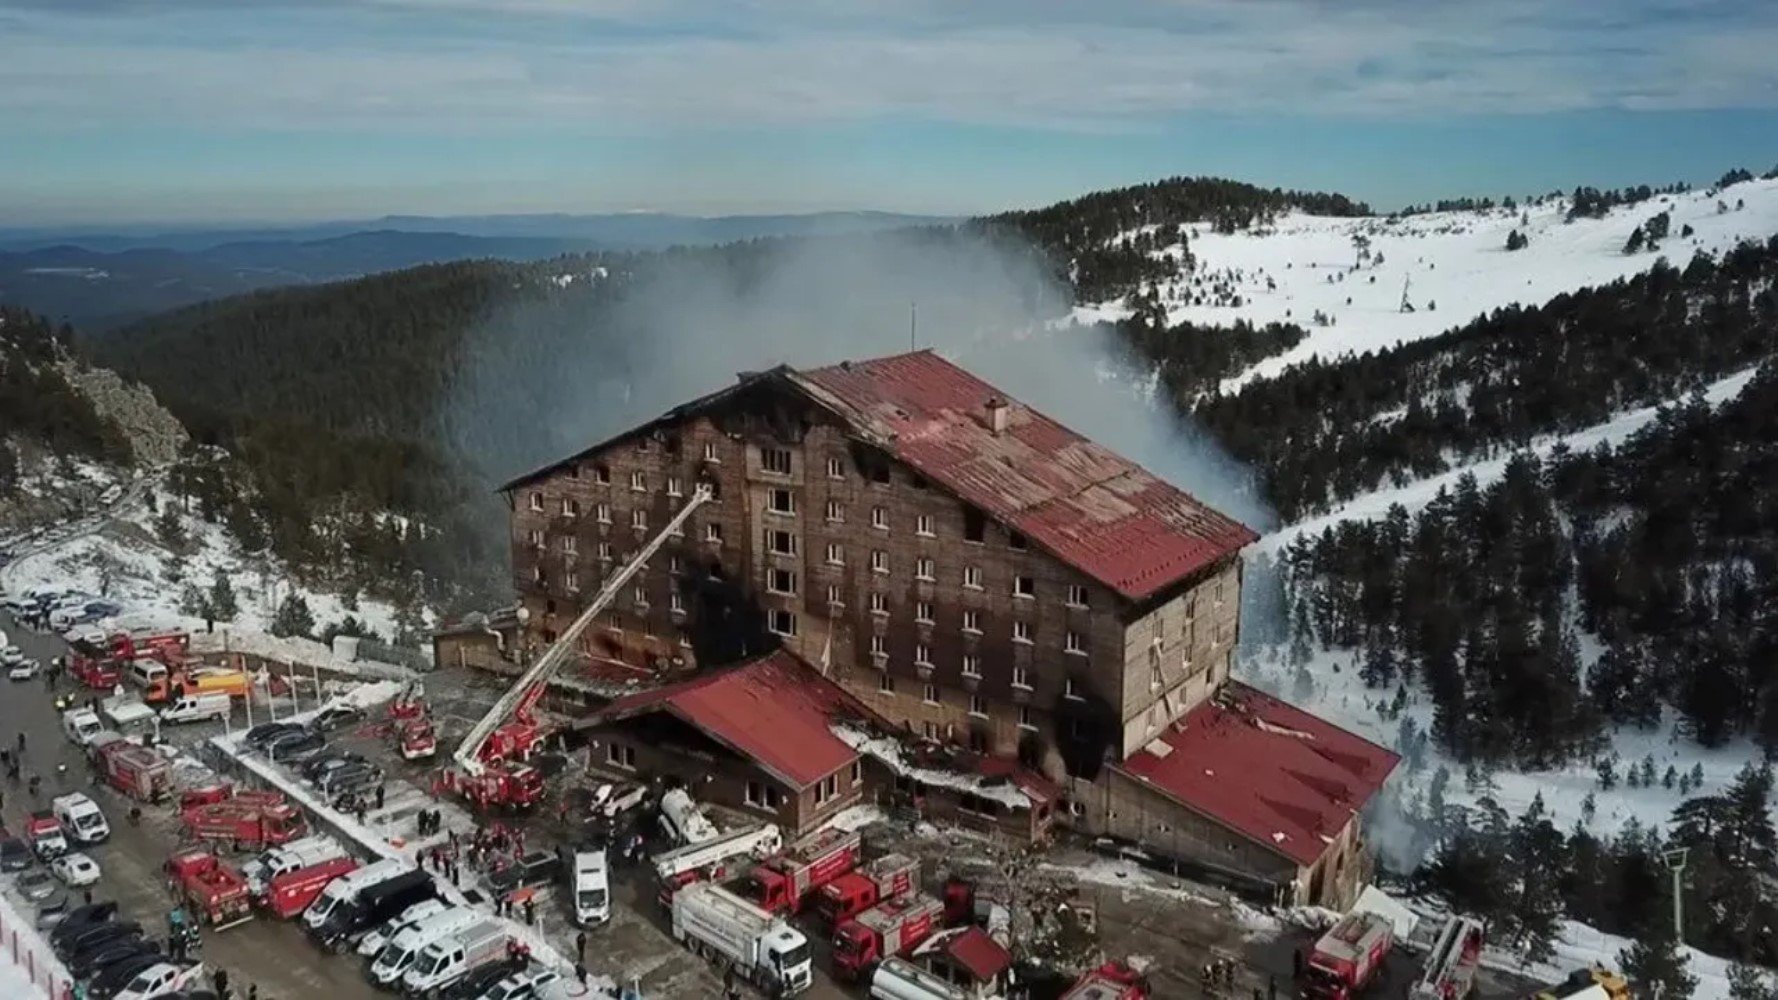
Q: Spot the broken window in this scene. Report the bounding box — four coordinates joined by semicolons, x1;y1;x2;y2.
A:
768;530;797;556
962;506;985;542
1009;531;1027;551
768;489;796;515
594;464;611;484
769;568;797;595
769;609;797;637
761;447;792;475
1013;574;1035;598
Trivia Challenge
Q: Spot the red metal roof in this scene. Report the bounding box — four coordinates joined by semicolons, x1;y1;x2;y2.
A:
938;926;1012;981
1116;682;1400;867
581;650;866;790
793;351;1257;601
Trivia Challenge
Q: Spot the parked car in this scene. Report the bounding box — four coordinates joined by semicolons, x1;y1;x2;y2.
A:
473;967;561;1000
242;722;304;752
59;921;142;963
316;762;383;797
440;962;521;1000
1;645;22;665
68;939;158;980
0;833;33;871
8;656;38;680
49;901;120;948
18;867;60;901
52;852;102;887
264;729;327;762
301;752;367;783
309;705;364;733
88;952;166;999
35;891;71;929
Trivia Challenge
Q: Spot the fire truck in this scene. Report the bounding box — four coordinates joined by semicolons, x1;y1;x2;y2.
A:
831;894;942;982
165;850;255;929
181;791;310;850
69;628;190;689
1409;915;1485;1000
653;823;784;907
1304;912;1395;1000
737;827;862;915
442;486;712;811
94;736;174;802
815;853;918;928
263;857;360;919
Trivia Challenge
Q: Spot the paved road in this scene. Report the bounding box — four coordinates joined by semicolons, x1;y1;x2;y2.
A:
0;611;385;1000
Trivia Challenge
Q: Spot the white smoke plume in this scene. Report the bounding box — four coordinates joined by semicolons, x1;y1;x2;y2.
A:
442;226;1274;555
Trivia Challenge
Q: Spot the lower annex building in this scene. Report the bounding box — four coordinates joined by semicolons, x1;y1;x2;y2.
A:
450;349;1397;908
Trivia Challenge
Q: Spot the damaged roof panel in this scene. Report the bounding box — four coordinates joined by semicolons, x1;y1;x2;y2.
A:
1117;682;1400;867
794;351;1257;601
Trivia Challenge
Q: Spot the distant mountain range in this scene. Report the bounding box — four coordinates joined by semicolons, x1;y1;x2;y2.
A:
0;211;953;325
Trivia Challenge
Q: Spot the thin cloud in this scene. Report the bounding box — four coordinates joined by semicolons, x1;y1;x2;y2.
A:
1;0;1774;129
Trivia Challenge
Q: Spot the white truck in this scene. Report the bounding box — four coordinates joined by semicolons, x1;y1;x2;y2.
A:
400;920;509;997
870;957;995;1000
357;897;451;958
160;693;231;725
51;793;110;845
657;787;718;846
302;858;411;931
62;707;104;746
572;848;611;927
243;835;348;895
652;822;783;905
370;906;480;987
100;694;159;736
670;882;812;995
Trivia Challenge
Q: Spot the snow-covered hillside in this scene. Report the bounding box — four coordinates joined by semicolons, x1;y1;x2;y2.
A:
1076;177;1778;394
0;469;407;643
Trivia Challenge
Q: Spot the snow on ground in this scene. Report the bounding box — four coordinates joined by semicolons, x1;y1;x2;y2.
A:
1255;364;1760;557
1074;177;1778;395
0;881;71;999
0;477;407;646
831;723;1034;809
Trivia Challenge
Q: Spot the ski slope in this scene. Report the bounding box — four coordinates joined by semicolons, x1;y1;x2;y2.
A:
1075;177;1778;394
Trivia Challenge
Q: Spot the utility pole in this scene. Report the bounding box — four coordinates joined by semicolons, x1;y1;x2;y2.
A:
1662;847;1688;942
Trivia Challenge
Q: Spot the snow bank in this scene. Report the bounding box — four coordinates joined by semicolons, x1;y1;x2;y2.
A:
0;882;72;999
830;724;1033;810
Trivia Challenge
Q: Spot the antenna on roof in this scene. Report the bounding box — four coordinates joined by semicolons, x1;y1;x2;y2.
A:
909;301;918;352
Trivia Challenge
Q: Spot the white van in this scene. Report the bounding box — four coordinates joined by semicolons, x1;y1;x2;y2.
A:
302;858;411;931
400;921;509;996
572;848;610;927
242;835;347;895
127;658;167;690
370;907;480;986
63;708;104;746
160;693;231;725
357;897;451;958
52;793;110;845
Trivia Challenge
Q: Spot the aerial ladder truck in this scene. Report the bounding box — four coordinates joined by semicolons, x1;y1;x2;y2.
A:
442;486;713;811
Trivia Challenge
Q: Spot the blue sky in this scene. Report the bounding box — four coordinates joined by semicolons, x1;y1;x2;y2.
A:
3;0;1776;225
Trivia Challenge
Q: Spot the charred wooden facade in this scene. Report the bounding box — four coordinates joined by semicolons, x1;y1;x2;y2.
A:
504;351;1256;783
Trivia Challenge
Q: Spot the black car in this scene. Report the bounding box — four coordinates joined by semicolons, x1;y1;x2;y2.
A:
0;834;32;871
50;902;118;949
310;705;365;733
301;752;367;782
487;850;562;901
316;761;383;796
87;952;165;999
242;722;304;752
69;938;158;979
57;919;140;959
264;729;327;762
440;961;523;1000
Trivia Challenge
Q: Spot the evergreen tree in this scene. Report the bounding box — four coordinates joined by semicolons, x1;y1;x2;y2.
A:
207;573;239;623
1729;965;1778;1000
270;592;316;639
179;583;207;618
1618;926;1698;1000
1625;226;1647;254
154;505;186;553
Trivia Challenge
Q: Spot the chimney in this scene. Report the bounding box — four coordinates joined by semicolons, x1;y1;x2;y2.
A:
984;396;1009;434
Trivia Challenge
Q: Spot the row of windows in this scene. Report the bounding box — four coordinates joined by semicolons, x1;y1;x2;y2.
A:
811;542;1088;606
863;621;1090;653
869;645;1088;695
873;677;1046;730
